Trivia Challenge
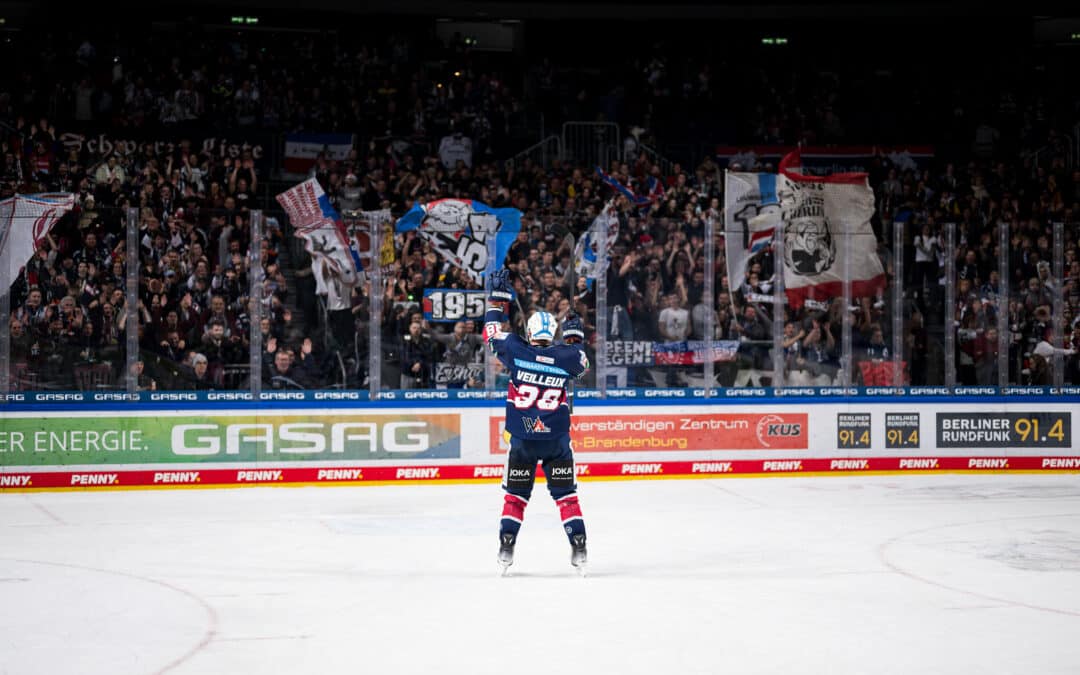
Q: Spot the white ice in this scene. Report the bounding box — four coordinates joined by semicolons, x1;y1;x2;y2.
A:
2;474;1080;675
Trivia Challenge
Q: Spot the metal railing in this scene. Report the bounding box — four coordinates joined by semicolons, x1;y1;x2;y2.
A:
504;135;563;171
562;122;620;170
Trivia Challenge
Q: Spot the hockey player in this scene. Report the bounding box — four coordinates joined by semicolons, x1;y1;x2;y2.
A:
485;268;590;575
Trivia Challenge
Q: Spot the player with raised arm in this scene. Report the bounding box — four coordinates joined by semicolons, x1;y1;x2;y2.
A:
484;268;590;575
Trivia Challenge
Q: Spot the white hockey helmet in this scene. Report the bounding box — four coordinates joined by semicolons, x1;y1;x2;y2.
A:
526;311;557;344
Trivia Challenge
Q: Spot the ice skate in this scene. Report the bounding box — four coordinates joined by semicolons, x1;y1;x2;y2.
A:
497;533;516;576
570;534;587;576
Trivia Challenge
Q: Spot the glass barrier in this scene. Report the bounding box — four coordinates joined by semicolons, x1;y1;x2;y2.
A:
3;198;1078;400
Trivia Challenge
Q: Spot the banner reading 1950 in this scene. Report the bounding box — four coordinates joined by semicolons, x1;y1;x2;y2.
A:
0;413;461;465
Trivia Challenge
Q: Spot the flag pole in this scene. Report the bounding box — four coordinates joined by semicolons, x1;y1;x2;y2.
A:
703;214;716;396
771;218;785;389
249;210;264;398
369;218;384;398
892;219;905;386
943;222;956;388
125;207;140;393
596;206;610;398
0;282;9;398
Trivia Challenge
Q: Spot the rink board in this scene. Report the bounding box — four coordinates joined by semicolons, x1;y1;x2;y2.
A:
1;398;1077;491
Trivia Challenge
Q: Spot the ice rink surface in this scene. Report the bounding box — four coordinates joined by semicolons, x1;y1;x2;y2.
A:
2;474;1080;675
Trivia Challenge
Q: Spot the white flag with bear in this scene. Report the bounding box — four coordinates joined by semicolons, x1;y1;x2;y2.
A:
776;150;885;308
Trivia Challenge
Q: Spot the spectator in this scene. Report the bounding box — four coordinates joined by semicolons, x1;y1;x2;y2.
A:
800;316;837;385
266;349;304;389
657;292;690;342
438;128;473;169
188;353;216;390
399;320;434;389
93;156;126;186
430;320;482;388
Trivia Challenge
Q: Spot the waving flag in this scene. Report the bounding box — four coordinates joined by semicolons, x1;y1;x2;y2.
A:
645;175;666;203
574;201;620;285
724;171;780;290
0;193;75;290
276;178;376;308
284;133;355;174
653;340;740;365
776;150;885;307
395;199;521;281
595;167;651;207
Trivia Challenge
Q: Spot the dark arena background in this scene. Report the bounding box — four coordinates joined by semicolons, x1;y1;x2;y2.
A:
1;2;1079;673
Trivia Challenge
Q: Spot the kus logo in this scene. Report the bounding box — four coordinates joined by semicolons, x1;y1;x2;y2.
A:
754;414;804;448
521;417;551;434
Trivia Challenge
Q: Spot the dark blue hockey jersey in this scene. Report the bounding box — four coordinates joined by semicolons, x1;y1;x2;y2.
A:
485;310;589;438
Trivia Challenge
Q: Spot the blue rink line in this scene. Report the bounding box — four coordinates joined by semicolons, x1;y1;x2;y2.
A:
1;391;1079;413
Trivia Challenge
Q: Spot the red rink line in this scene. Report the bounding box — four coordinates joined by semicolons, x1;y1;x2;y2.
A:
1;456;1079;491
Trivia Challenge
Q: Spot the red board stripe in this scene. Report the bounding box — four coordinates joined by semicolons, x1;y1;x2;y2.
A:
1;457;1078;491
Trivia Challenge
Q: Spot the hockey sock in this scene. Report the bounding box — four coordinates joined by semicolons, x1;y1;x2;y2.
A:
500;493;528;538
555;494;586;542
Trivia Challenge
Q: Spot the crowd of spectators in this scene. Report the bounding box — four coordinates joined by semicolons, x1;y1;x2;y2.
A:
0;22;532;166
3;139;306;389
3;20;1079;391
313;144;1079;390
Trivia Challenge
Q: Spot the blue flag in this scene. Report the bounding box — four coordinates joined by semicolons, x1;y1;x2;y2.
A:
395;199;522;281
595;167;652;206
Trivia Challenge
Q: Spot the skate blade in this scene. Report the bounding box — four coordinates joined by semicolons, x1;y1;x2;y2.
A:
498;562;512;577
573;563;587;578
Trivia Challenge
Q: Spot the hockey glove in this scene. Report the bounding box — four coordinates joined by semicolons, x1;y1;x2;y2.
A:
561;314;585;343
489;268;515;303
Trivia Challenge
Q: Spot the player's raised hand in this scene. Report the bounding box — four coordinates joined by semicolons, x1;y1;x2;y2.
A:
561;313;585;344
489;267;515;302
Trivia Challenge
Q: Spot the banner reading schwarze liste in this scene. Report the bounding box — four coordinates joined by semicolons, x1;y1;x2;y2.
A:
0;413;461;465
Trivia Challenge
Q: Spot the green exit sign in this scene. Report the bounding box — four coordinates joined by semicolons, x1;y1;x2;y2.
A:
231;16;259;25
761;37;789;46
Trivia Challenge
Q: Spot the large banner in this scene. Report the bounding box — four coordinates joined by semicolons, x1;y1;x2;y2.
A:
0;412;461;465
394;199;521;281
491;412;808;453
725;152;887;308
2;400;1078;491
0;193;75;290
606;340;740;367
777;150;886;307
60;131;272;169
724;172;780;290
